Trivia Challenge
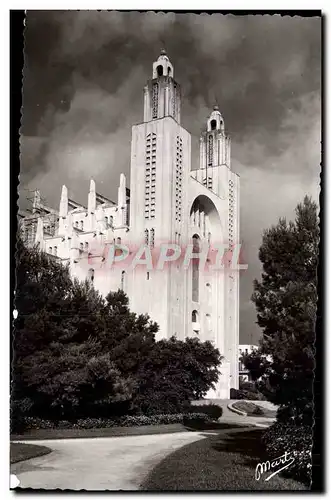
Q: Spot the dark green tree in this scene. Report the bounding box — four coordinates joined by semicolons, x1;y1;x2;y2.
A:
243;196;318;425
13;239;223;424
12;240;134;420
133;336;222;415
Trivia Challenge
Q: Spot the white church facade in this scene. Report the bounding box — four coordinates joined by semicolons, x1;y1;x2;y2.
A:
20;50;240;398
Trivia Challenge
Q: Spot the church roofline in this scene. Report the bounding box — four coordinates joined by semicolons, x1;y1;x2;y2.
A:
133;114;187;130
68;198;87;210
96;192;116;206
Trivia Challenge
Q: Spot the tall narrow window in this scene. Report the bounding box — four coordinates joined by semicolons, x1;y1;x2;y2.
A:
175;136;183;222
152;83;158;119
85;241;89;250
88;268;94;283
192;235;200;302
80;220;84;230
75;221;78;228
192;310;199;334
54;246;57;256
80;242;83;251
121;270;126;291
109;216;113;227
145;229;149;245
105;216;108;226
150;228;155;248
117;237;121;244
173;83;177;117
145;134;157;219
208;135;213;166
229;179;235;247
49;246;52;254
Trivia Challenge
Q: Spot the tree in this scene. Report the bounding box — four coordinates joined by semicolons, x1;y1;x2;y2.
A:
12;240;134;420
12;239;222;423
133;336;222;415
244;196;318;425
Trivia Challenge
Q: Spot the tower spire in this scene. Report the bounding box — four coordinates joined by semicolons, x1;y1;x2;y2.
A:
143;51;180;123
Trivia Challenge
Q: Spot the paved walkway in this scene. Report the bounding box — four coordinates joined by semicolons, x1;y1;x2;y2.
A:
11;432;207;490
11;400;276;490
193;399;276;428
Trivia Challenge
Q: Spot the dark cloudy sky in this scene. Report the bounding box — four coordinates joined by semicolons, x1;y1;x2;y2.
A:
20;11;321;344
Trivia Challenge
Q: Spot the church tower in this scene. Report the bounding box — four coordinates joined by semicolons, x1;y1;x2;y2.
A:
194;105;232;199
129;50;191;339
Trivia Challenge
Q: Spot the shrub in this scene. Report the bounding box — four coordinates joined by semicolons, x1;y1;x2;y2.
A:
182;414;209;428
252;405;264;415
233;401;264;416
187;404;223;420
262;421;312;485
230;388;265;401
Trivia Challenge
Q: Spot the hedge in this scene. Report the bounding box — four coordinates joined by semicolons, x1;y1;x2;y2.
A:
262;421;313;485
187;404;223;420
230;388;265;401
13;412;215;432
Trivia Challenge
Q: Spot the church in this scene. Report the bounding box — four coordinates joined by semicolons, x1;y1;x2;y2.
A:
20;50;240;398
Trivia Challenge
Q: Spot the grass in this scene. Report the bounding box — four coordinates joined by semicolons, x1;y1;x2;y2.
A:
10;443;51;464
232;401;277;418
141;427;307;491
11;420;246;441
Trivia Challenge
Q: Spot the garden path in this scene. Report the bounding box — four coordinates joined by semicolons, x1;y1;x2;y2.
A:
11;432;206;490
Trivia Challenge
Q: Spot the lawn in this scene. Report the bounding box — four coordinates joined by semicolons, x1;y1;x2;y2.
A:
141;427;308;491
232;401;277;418
11;421;246;441
10;443;51;464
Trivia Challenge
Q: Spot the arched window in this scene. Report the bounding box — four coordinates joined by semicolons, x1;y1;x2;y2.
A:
85;241;88;250
206;313;211;330
80;220;84;230
109;216;113;227
54;246;57;256
75;221;78;228
192;310;198;323
88;268;94;283
157;65;163;77
192;310;199;334
105;216;108;225
192;235;200;302
49;246;52;254
80;242;83;251
117;237;121;244
121;270;126;291
211;119;216;130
